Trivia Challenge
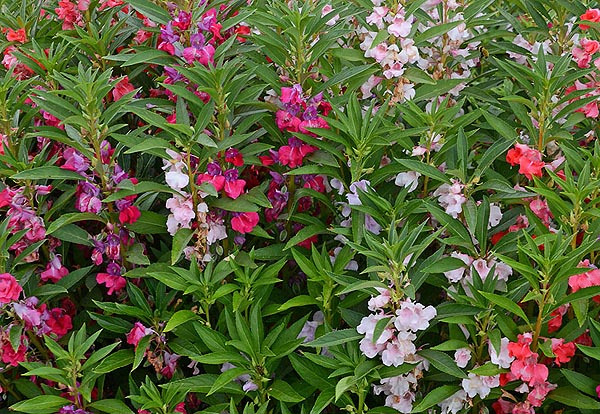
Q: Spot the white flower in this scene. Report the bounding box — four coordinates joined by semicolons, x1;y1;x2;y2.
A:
439;390;467;414
489;337;514;369
461;373;498;399
488;204;503;228
395;171;421;192
165;170;189;190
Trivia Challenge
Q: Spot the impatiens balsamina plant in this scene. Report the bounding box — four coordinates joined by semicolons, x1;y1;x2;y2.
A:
4;0;600;413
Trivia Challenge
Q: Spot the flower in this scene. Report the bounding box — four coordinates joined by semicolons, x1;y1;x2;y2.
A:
278;137;316;168
231;212;259;234
506;144;544;180
45;307;73;337
119;205;141;225
454;348;471;368
0;273;22;304
394;171;421;192
40;255;69;283
6;28;27;43
127;322;153;347
580;9;600;30
96;263;126;295
433;181;467;218
550;338;575;366
112;76;135;100
394;299;436;332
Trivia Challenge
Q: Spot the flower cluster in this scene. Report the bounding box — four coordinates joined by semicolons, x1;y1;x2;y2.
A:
358;290;436;413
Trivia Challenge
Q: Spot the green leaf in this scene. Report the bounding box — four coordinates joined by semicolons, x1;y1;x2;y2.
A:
396;159;450;184
11;166;86;181
208;367;248;396
335;376;357;401
126;0;170;24
560;369;599;396
310;388;335;414
10;395;72;414
132;334;152;371
51;223;93;246
268;380;305;403
88;399;134;414
418;349;467;379
469;362;504;376
284;224;327;250
576;344;600;361
93;349;134;374
278;295;320;311
306;329;362;347
422;257;467;273
127;211;167;234
548;386;600;409
171;228;194;265
478;291;530;324
22;367;68;384
411;385;461;413
46;213;106;235
482;112;516;141
164;310;198;332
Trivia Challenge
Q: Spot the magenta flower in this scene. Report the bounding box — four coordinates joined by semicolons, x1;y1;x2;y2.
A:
278;137;316;168
223;169;246;199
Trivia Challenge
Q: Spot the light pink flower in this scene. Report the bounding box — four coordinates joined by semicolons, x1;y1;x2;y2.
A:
394;300;436;332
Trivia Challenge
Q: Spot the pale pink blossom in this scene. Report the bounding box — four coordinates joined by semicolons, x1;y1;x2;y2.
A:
454;348;471;368
394;171;421;192
394;299;436;332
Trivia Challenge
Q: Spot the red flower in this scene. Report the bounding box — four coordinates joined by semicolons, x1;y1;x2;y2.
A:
0;273;22;304
45;308;73;337
225;148;244;167
231;212;259;234
1;337;27;366
119;205;141;225
550;338;575;365
580;9;600;30
506;144;544;180
6;28;27;43
112;76;135;101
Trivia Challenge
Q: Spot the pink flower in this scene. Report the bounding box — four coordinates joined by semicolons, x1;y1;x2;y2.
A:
527;381;556;407
433;181;467;218
394;299;436;332
127;322;153;347
166;195;195;235
182;45;215;66
278;137;316;168
454;348;471;368
96;264;126;296
223;169;246;199
6;28;27;43
112;76;135;101
0;273;22;304
280;85;303;105
489;337;514;369
275;110;301;132
394;171;421;192
13;298;42;328
40;255;69;283
231;212;259;234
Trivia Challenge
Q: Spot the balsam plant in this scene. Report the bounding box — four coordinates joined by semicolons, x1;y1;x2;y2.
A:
2;0;600;414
